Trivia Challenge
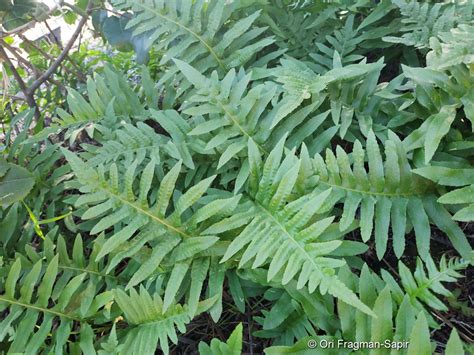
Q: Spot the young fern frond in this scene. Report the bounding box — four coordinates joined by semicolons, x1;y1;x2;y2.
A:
311;130;472;260
199;323;243;355
0;256;108;354
207;139;374;316
381;255;468;314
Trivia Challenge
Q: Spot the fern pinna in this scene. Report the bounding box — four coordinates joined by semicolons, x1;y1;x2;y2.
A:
1;0;473;354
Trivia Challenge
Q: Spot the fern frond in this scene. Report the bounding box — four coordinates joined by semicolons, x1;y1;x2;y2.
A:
1;141;72;250
0;256;107;353
381;255;468;313
199;323;242;355
270;57;385;137
260;4;338;62
115;287;215;355
309;15;366;72
414;166;474;223
427;24;474;70
113;0;274;91
175;59;384;175
337;262;468;351
83;122;168;167
175;60;336;182
384;0;472;49
235;267;339;344
30;66;147;144
207;139;374;316
62;149;240;319
310;130;472;260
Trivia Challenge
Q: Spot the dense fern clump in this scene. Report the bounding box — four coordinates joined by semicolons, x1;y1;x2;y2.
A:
1;0;473;354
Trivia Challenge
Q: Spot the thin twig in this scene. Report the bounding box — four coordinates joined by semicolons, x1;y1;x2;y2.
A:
1;39;39;76
28;0;93;94
19;35;86;82
44;21;63;49
0;46;39;118
1;39;66;90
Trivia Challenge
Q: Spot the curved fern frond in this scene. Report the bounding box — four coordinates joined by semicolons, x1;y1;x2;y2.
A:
83;109;211;172
310;130;472;260
83;122;168;167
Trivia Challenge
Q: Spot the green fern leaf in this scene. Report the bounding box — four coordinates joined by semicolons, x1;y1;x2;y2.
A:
210;139;374;316
311;130;472;260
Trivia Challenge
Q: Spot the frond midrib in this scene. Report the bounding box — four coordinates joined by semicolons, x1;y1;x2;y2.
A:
317;179;424;198
0;296;81;321
59;265;122;281
131;308;189;327
92;143;161;163
253;199;327;278
97;185;190;238
411;264;463;299
218;100;269;155
132;2;226;71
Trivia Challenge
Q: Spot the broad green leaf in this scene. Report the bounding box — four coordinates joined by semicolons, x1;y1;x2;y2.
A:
0;159;35;207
